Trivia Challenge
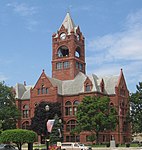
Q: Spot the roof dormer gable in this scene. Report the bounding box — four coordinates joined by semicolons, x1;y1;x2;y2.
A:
100;78;105;93
84;77;93;92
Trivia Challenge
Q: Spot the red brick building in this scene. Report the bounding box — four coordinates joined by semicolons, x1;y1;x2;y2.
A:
15;13;131;144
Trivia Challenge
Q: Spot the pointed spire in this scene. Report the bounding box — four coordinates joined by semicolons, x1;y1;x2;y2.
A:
59;12;76;34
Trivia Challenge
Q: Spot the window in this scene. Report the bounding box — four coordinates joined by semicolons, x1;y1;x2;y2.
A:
66;136;80;142
76;62;83;70
66;120;77;132
41;85;45;94
64;61;70;68
65;101;72;116
110;102;114;106
37;89;40;95
73;100;79;115
79;63;83;70
56;62;62;69
57;46;69;57
76;62;79;69
75;47;81;57
46;88;48;94
37;86;49;95
85;84;91;91
22;121;30;129
23;105;29;118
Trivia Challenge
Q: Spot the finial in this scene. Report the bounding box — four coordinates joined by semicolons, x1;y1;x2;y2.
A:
67;5;72;14
24;81;26;86
42;69;45;72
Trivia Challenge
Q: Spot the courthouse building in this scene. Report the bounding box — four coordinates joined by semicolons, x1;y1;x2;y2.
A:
15;13;131;144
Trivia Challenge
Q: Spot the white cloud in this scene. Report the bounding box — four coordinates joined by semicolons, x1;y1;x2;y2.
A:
86;9;142;92
88;9;142;62
6;2;38;31
6;2;37;17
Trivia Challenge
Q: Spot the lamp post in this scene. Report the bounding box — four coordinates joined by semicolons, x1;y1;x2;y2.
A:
58;119;62;140
45;105;50;150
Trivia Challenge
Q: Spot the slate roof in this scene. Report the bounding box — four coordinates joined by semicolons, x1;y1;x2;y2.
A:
59;12;78;35
15;72;119;100
15;83;33;100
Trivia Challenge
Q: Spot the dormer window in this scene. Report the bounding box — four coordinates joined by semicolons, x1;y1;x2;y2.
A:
85;83;91;92
57;46;69;57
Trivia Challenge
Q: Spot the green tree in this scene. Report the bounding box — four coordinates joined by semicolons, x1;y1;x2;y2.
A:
49;115;63;145
30;101;61;137
0;82;20;130
130;82;142;133
75;96;118;144
0;129;37;150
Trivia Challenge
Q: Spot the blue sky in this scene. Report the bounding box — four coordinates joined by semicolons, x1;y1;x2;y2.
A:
0;0;142;93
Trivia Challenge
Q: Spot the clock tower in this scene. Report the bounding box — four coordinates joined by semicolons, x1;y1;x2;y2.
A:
52;12;86;80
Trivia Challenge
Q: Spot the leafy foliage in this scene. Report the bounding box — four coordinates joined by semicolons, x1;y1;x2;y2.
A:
50;115;63;145
0;82;20;130
30;101;61;136
130;82;142;133
0;129;37;150
75;96;118;143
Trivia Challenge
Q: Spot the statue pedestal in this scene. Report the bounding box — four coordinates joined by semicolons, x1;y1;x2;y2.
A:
110;140;115;148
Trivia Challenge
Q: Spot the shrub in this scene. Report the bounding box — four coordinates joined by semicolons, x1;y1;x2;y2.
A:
126;143;130;147
106;143;110;147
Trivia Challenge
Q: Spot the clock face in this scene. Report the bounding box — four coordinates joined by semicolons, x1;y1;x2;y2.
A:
60;33;66;40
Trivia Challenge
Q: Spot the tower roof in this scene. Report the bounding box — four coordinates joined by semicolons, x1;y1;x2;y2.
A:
59;12;77;34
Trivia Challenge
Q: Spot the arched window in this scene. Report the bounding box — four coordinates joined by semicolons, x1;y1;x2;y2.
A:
110;102;114;106
73;100;79;115
23;105;29;118
75;47;81;58
65;101;72;116
66;120;77;132
22;121;30;129
41;85;45;94
57;46;69;57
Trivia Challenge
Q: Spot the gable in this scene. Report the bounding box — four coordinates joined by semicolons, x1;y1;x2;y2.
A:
116;69;129;96
33;70;53;90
